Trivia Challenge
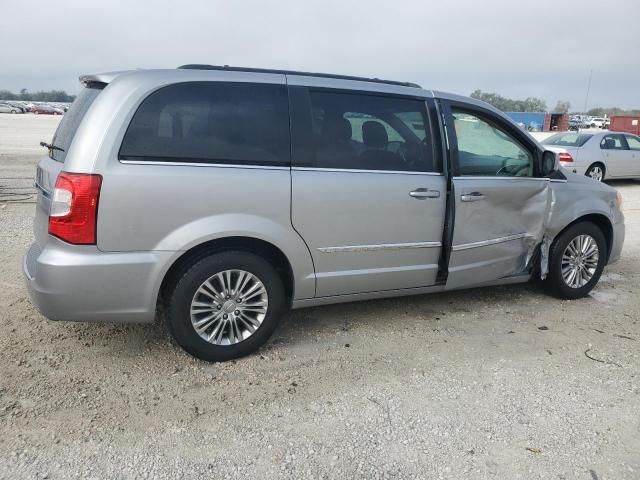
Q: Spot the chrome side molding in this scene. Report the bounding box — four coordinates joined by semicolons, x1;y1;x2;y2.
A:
452;233;532;251
318;241;442;253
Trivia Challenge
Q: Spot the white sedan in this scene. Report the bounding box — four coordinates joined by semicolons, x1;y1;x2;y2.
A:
543;131;640;181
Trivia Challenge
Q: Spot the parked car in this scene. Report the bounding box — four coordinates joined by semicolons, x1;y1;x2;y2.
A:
569;115;592;131
543;131;640;181
30;105;63;115
24;66;625;361
7;102;27;113
589;117;607;129
0;102;23;114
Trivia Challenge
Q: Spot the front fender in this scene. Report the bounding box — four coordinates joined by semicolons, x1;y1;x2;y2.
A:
539;177;620;278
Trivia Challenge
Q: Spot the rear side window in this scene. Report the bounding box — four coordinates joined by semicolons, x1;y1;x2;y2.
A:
119;82;290;166
50;86;102;163
291;89;435;172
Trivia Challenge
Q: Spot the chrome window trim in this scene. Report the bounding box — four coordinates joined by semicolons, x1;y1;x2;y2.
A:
452;176;549;181
318;241;442;253
293;167;443;176
119;161;444;174
119;160;289;170
452;233;533;251
453;176;568;183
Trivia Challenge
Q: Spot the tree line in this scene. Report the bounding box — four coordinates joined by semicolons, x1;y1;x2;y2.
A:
0;89;76;102
470;89;639;116
585;106;640;117
470;90;548;112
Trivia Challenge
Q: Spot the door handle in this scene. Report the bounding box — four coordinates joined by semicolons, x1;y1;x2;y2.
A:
460;192;485;202
409;188;440;199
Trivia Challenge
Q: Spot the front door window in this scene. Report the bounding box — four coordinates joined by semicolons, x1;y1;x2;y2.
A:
452;110;534;177
624;135;640;151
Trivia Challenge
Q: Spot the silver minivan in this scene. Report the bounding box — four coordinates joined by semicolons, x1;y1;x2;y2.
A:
25;65;625;361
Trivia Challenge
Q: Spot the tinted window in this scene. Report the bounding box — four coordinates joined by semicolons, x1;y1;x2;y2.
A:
292;90;434;172
600;134;627;150
543;132;593;147
452;110;534;177
50;86;102;163
396;111;427;141
120;82;290;166
624;135;640;150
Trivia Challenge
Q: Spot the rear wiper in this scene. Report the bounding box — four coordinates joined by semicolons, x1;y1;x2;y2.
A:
39;141;64;152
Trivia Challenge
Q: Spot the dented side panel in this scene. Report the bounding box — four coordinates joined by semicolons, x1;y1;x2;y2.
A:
539;173;623;277
446;177;551;288
545;176;617;240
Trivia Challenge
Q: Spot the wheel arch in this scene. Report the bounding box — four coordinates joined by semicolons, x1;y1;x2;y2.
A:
551;213;613;261
586;161;606;179
158;236;296;309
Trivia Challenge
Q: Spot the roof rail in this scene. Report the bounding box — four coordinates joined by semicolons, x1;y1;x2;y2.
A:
177;64;421;88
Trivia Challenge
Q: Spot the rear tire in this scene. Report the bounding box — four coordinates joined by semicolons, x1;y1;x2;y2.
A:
544;222;607;299
166;251;286;362
586;163;605;182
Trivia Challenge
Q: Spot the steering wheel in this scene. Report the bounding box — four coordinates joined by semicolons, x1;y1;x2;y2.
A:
496;162;529;177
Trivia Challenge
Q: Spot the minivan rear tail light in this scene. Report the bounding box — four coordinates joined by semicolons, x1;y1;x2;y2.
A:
558;152;574;163
48;173;102;245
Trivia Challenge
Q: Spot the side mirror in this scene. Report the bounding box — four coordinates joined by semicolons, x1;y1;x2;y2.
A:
541;150;559;177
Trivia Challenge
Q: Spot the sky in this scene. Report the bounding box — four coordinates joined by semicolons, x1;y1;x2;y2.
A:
1;0;638;110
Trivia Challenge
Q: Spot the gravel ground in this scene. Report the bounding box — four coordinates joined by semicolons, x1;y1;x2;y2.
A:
1;115;639;479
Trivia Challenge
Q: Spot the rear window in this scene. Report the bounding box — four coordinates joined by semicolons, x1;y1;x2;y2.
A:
543;133;592;147
119;82;290;166
50;86;102;163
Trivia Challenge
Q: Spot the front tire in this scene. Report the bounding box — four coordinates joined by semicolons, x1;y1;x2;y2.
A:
586;163;605;182
545;222;607;299
166;251;286;362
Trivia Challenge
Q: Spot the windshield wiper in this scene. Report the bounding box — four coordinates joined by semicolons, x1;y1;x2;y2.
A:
39;141;64;152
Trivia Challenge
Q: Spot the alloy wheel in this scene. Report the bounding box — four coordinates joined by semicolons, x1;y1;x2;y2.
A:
588;166;603;181
561;234;599;288
190;269;268;345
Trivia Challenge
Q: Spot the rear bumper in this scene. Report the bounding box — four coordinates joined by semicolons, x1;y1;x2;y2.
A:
560;162;587;176
23;237;173;323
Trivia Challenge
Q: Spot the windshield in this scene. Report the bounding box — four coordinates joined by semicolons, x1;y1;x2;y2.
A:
543;132;592;147
49;85;103;162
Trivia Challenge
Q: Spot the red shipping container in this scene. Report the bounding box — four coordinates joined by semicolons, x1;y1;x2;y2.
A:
609;116;640;135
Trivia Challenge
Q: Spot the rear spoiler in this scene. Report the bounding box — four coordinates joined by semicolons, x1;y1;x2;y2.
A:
79;70;132;88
